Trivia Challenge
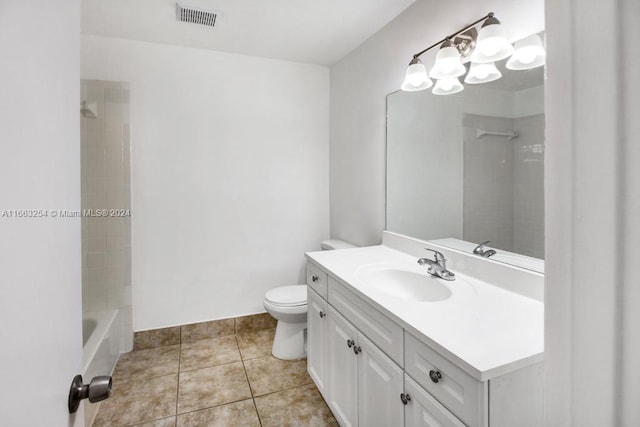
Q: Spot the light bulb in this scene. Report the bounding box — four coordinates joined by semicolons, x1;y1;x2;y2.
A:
475;67;489;79
408;75;425;87
432;77;463;95
517;47;537;64
465;62;501;84
506;34;546;70
471;16;514;63
401;57;433;91
429;41;466;79
481;40;500;57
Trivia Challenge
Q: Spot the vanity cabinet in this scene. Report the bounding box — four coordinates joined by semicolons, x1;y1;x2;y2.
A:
307;288;328;398
405;333;486;425
305;261;542;427
326;304;359;426
404;374;465;427
326;305;404;427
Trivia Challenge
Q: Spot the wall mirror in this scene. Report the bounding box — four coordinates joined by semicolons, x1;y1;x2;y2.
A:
386;33;545;272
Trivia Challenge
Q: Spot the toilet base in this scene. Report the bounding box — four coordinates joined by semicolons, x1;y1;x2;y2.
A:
272;320;307;360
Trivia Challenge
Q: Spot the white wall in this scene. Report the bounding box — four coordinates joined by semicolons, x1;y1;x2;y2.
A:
330;0;544;246
0;1;84;425
544;0;640;424
81;36;330;330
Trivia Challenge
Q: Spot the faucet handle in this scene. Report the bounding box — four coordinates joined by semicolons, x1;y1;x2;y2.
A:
424;248;445;264
473;240;491;254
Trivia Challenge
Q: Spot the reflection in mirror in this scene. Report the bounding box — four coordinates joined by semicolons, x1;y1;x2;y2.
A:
386;34;545;272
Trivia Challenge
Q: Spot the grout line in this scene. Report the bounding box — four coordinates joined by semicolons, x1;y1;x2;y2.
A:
125;415;177;427
174;396;255;417
237;335;263;427
251;378;315;400
175;340;181;420
178;358;244;374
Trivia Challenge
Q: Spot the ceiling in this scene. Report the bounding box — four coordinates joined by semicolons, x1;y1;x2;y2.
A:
81;0;415;66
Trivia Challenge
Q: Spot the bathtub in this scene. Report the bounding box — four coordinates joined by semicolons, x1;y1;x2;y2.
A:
82;309;126;425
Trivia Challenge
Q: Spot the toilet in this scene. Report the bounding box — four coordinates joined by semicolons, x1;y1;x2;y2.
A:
263;239;357;360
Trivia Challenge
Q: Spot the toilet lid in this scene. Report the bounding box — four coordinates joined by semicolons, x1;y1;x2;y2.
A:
265;285;307;306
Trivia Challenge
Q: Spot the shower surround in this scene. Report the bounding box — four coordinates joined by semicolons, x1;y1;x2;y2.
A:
80;79;133;426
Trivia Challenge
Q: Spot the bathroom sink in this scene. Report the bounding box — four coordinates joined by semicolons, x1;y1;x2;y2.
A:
355;264;453;302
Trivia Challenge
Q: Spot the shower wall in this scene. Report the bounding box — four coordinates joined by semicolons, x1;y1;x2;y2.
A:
513;113;545;259
80;80;133;350
462;112;545;259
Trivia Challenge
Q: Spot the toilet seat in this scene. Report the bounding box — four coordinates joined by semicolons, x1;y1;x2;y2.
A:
264;285;307;307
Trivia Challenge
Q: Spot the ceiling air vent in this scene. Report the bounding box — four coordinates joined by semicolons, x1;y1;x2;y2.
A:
176;3;220;28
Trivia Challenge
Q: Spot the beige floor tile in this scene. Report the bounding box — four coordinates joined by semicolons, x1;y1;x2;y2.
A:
244;355;312;396
181;318;235;343
134;327;180;350
235;313;276;333
176;399;260;427
254;383;338;427
180;335;241;371
177;362;252;414
113;345;180;383
93;374;178;427
132;416;177;426
237;328;275;360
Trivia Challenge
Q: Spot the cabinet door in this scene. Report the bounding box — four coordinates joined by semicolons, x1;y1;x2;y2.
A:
307;288;328;398
404;375;465;427
357;333;404;427
327;306;358;427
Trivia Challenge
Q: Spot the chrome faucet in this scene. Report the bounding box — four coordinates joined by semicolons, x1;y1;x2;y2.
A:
417;249;455;281
473;240;496;258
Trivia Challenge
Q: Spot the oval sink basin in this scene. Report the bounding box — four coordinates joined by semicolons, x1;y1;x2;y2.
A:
356;264;452;302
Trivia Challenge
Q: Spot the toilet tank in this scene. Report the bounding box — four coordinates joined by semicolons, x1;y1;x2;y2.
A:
321;239;357;250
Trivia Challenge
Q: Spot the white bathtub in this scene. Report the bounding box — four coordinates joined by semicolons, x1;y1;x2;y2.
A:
82;309;124;426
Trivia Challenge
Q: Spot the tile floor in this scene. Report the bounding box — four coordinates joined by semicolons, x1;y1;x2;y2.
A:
92;318;337;426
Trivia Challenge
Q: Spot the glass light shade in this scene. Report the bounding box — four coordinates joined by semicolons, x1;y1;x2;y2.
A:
432;77;464;95
470;17;514;63
429;41;466;79
464;62;502;84
401;58;433;91
506;34;546;70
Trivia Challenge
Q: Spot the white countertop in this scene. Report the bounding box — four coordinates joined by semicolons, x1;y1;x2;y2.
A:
305;244;544;381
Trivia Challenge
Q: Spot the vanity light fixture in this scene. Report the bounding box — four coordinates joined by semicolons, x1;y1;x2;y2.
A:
401;57;433;91
470;16;514;63
506;34;546;70
432;77;464;95
400;12;545;94
465;62;502;84
429;40;466;80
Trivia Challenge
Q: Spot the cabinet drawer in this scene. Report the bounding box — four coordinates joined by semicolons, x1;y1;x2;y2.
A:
328;277;403;366
405;333;486;426
404;374;465;427
306;263;328;299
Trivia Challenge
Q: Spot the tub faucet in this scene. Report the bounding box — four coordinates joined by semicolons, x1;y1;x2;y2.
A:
473;240;497;258
417;249;455;281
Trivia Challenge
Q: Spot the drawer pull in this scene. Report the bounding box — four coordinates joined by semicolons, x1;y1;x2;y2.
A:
400;393;411;405
312;275;319;282
429;370;442;383
353;345;362;355
319;311;326;318
347;339;355;348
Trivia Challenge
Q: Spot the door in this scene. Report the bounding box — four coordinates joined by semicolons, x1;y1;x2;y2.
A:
404;375;465;427
307;288;328;398
358;333;404;427
327;306;358;427
0;2;84;426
